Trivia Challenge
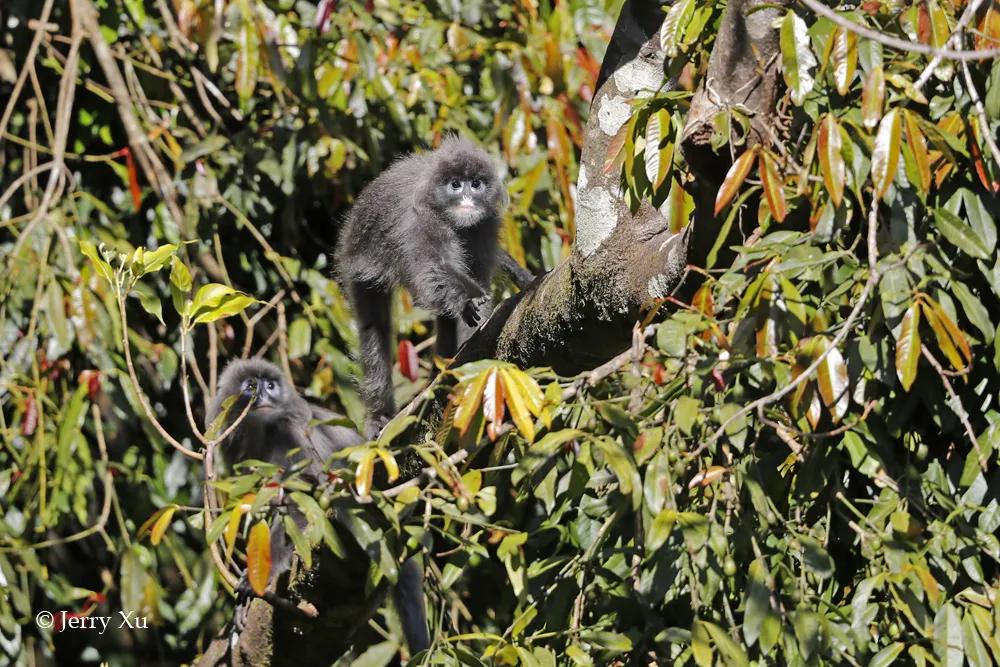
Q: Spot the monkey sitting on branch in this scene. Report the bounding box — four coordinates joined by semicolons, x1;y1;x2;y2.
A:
336;137;530;438
205;358;430;654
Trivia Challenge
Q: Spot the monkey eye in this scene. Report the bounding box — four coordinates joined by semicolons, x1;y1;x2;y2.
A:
266;381;277;392
470;179;482;190
449;179;462;191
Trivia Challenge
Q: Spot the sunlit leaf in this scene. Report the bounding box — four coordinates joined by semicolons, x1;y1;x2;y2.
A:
453;369;490;435
919;296;972;372
831;27;857;95
934;208;991;259
861;66;885;130
500;368;535;442
355;450;375;497
871;108;902;200
780;11;817;106
814;337;849;422
246;521;271;596
714;147;758;215
664;177;695;232
660;0;695;57
818;114;845;207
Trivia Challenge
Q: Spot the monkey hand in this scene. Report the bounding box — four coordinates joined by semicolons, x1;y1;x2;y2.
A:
461;299;483;328
232;573;256;634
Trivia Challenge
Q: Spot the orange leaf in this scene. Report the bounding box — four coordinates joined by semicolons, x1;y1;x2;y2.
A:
246;521;272;596
919;296;972;373
688;466;728;488
714;146;758;215
759;151;787;222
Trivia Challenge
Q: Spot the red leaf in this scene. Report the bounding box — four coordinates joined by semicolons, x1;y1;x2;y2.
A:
22;395;37;436
397;339;418;382
124;148;142;210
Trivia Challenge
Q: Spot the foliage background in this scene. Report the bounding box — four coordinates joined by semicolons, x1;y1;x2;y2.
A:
0;0;999;666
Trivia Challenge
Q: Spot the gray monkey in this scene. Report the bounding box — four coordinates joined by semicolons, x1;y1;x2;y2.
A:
335;137;511;438
206;359;429;653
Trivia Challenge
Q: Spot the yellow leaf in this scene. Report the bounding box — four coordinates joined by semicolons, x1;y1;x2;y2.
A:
375;447;400;483
832;27;857;95
861;66;885;130
500;368;535;442
452;369;490;435
224;507;243;560
355;450;375;497
246;521;272;596
150;505;178;546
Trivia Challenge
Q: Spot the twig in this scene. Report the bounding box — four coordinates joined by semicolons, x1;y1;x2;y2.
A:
73;0;186;227
9;1;82;259
0;0;55;142
383;450;470;498
561;325;656;401
799;0;1000;61
116;289;203;460
961;58;1000;176
0;404;114;552
914;0;986;91
921;347;987;470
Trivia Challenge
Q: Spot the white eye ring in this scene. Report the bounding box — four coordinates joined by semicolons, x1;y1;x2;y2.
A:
266;381;276;391
471;179;482;190
449;180;462;191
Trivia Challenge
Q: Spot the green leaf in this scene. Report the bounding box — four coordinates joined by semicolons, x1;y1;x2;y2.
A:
79;239;114;284
169;256;192;292
189;283;257;325
896;302;921;391
780;11;816;105
870;642;905;667
660;0;695;57
288;318;312;360
934;208;991;260
814;336;849;422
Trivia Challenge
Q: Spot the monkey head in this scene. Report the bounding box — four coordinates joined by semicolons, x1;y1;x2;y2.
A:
208;359;302;430
426;137;506;228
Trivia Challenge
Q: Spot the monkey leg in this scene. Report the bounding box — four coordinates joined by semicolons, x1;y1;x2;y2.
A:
351;282;395;439
393;557;430;654
434;315;460;361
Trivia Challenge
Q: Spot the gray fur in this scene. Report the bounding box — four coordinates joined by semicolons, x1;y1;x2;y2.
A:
335;137;508;437
207;360;429;653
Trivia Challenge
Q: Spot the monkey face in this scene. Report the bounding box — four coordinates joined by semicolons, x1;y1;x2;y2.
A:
239;375;285;412
428;152;505;228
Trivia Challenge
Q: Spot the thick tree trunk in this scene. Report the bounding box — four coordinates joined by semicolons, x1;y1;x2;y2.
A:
199;0;790;661
456;0;681;372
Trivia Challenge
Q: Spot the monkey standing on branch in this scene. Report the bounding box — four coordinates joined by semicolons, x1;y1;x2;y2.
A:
336;137;521;438
206;359;429;654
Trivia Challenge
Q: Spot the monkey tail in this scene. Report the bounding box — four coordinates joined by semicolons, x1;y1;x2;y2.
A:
394;558;430;654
